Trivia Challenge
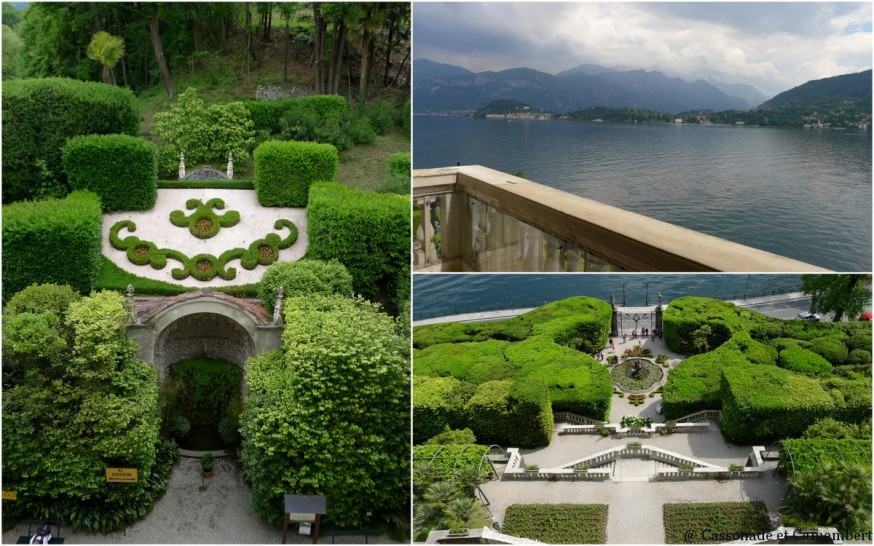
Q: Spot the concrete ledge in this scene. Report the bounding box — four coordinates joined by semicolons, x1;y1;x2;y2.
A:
414;166;829;272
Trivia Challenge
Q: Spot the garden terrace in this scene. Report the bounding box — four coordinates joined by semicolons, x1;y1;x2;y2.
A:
413;165;828;272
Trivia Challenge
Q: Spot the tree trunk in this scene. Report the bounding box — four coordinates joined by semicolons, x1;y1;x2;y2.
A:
313;3;325;94
328;20;347;95
148;17;174;98
382;18;396;87
388;46;410;89
283;21;290;82
358;30;373;107
193;20;203;52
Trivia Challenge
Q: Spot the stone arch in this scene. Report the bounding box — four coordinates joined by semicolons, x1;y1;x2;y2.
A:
127;291;283;382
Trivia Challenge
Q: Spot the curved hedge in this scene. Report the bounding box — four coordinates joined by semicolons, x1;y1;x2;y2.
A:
413;340;515;384
778;346;833;377
253;140;338;207
807;336;849;365
464;380;554;448
307;182;409;302
62;134;158;212
2;78;140;202
661;297;745;353
2;191;103;298
258;259;354;312
779;438;872;476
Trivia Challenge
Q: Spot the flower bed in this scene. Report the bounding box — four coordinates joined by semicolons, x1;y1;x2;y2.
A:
663;502;770;543
502;504;608;544
611;359;664;392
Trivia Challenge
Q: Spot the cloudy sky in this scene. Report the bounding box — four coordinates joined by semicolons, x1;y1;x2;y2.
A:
413;2;872;97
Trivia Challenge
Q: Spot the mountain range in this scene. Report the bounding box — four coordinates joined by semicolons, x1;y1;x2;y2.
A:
759;69;871;110
414;60;767;113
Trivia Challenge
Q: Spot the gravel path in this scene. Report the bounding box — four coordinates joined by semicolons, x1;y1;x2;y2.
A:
3;457;400;544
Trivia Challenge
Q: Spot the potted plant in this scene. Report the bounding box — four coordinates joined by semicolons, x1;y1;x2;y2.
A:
574;464;589;473
678;463;694;473
201;452;214;478
729;463;744;473
524;464;539;472
626;442;642;449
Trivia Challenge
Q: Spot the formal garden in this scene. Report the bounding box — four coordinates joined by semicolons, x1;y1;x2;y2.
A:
2;2;411;542
412;293;872;543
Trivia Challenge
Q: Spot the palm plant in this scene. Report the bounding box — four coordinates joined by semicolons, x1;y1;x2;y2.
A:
781;462;872;534
444;498;490;531
86;31;125;85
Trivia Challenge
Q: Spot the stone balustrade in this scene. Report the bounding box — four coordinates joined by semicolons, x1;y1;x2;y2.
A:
413;166;828;273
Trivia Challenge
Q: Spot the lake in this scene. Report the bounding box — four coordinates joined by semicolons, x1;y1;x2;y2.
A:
412;273;804;321
413;116;872;271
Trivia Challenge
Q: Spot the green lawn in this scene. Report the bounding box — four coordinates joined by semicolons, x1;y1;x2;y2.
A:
502;504;608;544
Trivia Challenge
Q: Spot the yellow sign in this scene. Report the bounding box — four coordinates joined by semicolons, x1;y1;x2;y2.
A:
106;468;138;483
2;491;17;501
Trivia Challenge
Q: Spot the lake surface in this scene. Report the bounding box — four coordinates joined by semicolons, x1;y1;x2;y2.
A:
413;116;872;271
412;273;803;321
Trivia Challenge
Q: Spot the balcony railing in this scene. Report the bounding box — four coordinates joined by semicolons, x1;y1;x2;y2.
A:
413;165;828;272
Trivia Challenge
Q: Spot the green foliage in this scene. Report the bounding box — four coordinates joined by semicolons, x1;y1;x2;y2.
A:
424;427;477;446
157;179;254;190
62;134;158;212
2;290;164;532
3;283;80;318
169;358;242;426
464;380;554;447
2;191;103;298
819;376;872;424
307;182;409;303
781;462;871;535
502;504;608;544
720;365;839;444
807;336;849;365
780;439;872;475
802;274;872;322
253;140;338;207
661;297;746;353
240;295;409;528
167;414;190;439
153;88;255;177
802;418;871;440
413;376;476;444
375;151;411;194
413;340;514;384
777;346;833;377
279;96;354;151
2;77;140;202
259;259;354;312
2;23;23;80
847;349;872;366
402;100;411;134
663;502;771;544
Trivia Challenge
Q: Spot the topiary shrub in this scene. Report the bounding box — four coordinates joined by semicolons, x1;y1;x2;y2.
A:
661;297;742;353
424;427;477;446
375;151;411;194
847;349;871;367
778;346;833;377
62;134;158;212
307;182;409;302
253;140;338;207
464;379;554;447
258;259;354;312
2;77;140;202
807;336;849;365
413;340;513;384
2;191;103;298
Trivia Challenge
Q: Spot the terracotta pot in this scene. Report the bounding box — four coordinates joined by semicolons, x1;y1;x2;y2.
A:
202;468;214;478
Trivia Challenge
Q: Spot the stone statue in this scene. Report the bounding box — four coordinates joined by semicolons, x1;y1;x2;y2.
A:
610;293;616;307
631;359;643;379
178;152;186;180
125;284;138;324
658;292;663;306
226;152;234;180
273;286;285;326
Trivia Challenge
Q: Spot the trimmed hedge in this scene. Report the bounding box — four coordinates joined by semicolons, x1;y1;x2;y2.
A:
807;336;849;365
820;377;872;424
412;376;476;444
2;191;103;298
464;380;554;447
661;333;752;419
778;346;833;377
413;340;515;384
504;335;612;419
258;259;354;312
62;134;158;212
387;152;411;178
2;78;140;202
720;365;838;444
253;140;338;207
662;297;744;353
307;182;409;302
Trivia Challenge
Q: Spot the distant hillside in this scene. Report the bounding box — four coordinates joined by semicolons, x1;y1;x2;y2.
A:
414;61;750;113
707;79;769;108
413;59;474;81
556;63;617;77
760;70;872;110
473;99;549;118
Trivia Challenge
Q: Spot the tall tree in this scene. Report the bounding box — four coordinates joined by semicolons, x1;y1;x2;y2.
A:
86;30;125;85
147;8;174;98
802;274;872;322
312;2;326;93
278;3;298;82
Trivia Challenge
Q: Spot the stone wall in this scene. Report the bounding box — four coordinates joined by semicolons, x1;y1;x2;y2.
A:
154;313;255;377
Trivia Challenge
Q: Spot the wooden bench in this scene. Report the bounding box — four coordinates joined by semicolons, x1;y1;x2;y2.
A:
321;528;378;544
16;520;66;544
